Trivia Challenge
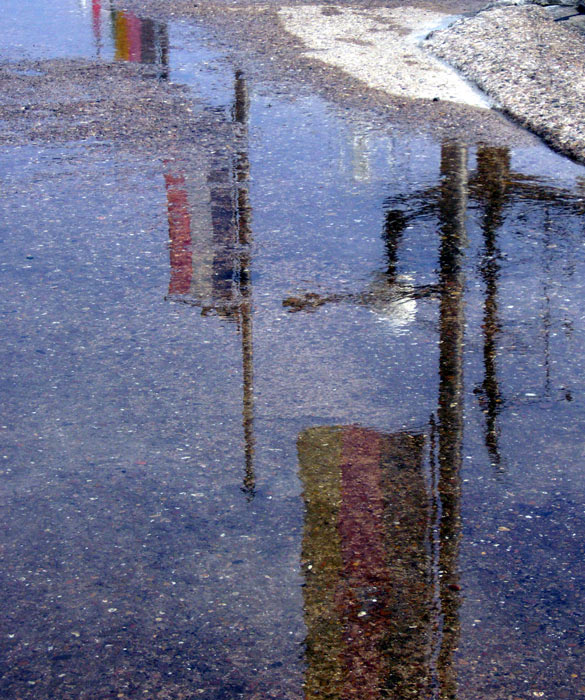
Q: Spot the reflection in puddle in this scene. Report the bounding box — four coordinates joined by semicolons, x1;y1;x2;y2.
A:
295;143;468;698
73;2;171;76
4;3;585;699
110;9;169;76
472;147;508;469
276;137;585;696
299;427;431;698
165;69;256;497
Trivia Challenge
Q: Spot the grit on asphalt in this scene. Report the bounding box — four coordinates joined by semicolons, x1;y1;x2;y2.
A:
277;5;490;107
114;0;585;164
281;0;585;162
1;0;540;158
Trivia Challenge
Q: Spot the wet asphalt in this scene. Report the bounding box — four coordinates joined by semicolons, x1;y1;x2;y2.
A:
2;2;585;699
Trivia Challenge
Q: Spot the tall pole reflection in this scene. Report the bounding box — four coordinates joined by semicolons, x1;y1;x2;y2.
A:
163;70;255;498
435;141;467;699
233;70;256;499
473;147;509;469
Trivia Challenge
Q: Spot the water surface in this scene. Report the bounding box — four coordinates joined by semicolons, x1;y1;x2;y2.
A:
2;2;585;699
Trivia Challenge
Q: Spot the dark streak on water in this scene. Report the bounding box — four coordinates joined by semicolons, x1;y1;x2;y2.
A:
2;1;585;699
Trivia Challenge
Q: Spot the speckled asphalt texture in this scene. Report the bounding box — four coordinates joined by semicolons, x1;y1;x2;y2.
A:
117;0;585;163
4;1;585;699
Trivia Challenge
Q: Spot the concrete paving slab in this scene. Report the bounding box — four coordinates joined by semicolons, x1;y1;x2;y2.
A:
279;5;491;107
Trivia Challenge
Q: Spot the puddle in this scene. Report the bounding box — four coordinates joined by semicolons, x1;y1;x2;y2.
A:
2;3;585;700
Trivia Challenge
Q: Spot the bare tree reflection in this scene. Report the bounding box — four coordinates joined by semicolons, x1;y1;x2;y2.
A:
233;70;255;499
286;140;585;472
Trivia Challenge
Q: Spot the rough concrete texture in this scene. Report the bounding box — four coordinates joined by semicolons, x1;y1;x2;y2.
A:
425;3;585;162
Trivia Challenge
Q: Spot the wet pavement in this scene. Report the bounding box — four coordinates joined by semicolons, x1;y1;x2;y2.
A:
2;2;585;700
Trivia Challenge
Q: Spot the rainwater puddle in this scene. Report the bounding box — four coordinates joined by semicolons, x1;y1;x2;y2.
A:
2;3;585;700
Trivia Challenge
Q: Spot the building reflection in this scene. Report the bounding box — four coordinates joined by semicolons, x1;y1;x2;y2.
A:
90;0;103;53
110;8;169;77
164;70;256;497
298;426;432;698
296;142;468;699
87;1;169;76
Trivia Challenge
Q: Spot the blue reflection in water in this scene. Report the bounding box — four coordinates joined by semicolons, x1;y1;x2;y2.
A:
3;1;585;698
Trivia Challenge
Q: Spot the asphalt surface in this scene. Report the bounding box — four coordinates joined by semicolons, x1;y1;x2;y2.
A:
3;2;585;700
116;0;585;163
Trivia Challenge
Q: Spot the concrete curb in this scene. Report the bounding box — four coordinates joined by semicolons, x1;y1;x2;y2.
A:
425;2;585;162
